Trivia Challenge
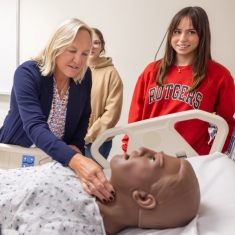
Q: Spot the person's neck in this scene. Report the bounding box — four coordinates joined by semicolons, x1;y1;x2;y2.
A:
175;55;193;66
88;57;100;66
96;194;139;235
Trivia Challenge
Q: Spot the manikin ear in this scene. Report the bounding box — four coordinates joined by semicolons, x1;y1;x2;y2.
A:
132;190;157;209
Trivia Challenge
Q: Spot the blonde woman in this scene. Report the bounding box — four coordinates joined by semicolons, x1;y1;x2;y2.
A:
0;18;114;203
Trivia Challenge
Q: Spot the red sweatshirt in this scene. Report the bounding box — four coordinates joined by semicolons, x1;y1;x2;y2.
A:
122;60;235;155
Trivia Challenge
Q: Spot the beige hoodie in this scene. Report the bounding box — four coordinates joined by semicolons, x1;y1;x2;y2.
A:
85;57;123;144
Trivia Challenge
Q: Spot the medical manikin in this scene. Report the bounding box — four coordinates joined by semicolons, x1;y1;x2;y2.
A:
0;147;200;235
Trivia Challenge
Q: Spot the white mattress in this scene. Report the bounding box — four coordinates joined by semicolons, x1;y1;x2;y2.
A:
116;152;235;235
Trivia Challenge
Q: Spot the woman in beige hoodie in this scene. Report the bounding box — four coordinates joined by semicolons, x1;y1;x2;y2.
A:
85;28;123;160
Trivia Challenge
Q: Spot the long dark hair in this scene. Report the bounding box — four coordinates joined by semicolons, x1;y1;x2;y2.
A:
156;6;212;92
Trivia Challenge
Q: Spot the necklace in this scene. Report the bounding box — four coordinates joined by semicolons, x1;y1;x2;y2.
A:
177;65;187;73
54;78;69;95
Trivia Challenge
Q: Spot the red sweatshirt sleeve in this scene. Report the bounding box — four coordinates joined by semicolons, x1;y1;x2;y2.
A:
215;70;235;152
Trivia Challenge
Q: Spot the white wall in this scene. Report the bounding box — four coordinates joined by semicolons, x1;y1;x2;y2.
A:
0;95;10;126
0;0;17;94
0;0;235;158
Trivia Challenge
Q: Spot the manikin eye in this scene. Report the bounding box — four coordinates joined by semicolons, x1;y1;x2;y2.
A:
149;157;155;163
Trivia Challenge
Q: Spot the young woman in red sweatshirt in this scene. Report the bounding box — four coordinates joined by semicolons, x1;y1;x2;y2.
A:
123;6;235;155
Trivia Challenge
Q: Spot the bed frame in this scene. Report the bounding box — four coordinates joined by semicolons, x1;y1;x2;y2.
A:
91;110;228;168
0;110;228;170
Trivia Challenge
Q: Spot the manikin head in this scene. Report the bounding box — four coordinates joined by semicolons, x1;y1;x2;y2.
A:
109;147;200;230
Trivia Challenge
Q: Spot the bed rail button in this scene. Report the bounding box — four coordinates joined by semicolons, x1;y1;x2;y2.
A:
22;155;35;167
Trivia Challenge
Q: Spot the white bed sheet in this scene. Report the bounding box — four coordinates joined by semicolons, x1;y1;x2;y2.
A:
116;152;235;235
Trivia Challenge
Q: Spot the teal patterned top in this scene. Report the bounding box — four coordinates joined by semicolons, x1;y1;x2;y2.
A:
0;162;105;235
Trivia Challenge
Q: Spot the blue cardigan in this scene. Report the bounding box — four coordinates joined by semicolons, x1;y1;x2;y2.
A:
0;61;92;166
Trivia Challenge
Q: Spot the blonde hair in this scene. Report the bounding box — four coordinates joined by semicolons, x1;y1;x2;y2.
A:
32;18;93;82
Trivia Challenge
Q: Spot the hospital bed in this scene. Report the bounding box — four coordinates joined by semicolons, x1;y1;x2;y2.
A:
1;110;235;234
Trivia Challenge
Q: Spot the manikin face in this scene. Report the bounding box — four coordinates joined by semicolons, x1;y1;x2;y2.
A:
110;147;182;191
171;16;199;63
89;33;103;61
54;29;91;80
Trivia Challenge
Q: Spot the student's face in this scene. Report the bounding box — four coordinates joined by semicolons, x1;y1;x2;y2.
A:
110;147;182;191
171;16;199;63
54;29;91;80
89;33;103;60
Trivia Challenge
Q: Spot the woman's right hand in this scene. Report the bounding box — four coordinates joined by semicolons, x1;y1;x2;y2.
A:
68;153;115;203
